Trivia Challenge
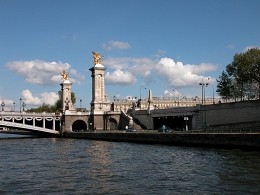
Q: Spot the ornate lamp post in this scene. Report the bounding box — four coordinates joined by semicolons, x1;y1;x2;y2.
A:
19;98;22;113
1;101;5;111
199;77;209;130
199;82;204;105
199;77;209;105
139;86;146;100
211;85;215;104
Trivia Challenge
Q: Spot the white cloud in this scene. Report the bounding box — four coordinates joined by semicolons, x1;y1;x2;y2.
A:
164;89;182;97
156;58;217;87
40;92;59;105
21;89;59;106
103;57;131;69
5;60;84;86
103;57;156;79
21;90;41;105
103;56;217;87
105;69;136;85
103;41;131;51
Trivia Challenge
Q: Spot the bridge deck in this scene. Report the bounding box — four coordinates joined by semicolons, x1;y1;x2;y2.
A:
0;121;60;135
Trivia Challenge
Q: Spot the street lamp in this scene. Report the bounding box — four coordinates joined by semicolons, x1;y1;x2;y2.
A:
211;85;215;104
204;83;209;105
80;99;82;108
1;101;5;111
19;98;22;113
199;83;204;105
13;102;15;111
139;86;146;100
199;77;209;130
199;77;209;105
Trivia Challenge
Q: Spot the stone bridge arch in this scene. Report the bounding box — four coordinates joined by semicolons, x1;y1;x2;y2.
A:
72;120;87;132
105;114;120;130
64;115;90;132
109;118;118;130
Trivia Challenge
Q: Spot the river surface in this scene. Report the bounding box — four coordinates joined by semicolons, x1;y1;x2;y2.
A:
0;134;260;195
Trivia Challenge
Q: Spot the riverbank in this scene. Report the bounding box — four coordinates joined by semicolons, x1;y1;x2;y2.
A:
63;131;260;150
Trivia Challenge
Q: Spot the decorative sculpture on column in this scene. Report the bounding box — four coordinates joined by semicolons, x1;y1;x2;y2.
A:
60;70;75;112
60;70;69;81
92;51;102;65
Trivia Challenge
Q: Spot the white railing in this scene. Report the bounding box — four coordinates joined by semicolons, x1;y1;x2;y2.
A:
0;121;59;134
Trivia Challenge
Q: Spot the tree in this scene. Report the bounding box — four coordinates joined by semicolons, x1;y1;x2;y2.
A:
216;71;233;101
27;103;57;113
27;91;76;113
53;90;76;111
217;48;260;100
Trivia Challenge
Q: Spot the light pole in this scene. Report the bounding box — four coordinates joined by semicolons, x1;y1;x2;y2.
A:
199;77;209;130
1;101;5;111
13;102;15;111
199;83;204;105
203;83;209;105
211;85;215;104
19;98;22;113
80;99;82;108
139;86;146;100
199;77;209;105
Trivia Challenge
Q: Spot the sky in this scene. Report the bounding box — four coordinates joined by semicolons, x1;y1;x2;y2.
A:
0;0;260;110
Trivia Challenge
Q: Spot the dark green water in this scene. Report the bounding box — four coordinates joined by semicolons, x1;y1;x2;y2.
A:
0;135;260;194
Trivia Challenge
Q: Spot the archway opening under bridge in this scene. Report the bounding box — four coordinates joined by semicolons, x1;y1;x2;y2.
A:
72;120;87;132
153;115;192;131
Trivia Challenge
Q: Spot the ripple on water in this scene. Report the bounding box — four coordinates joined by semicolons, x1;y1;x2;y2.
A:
0;138;260;194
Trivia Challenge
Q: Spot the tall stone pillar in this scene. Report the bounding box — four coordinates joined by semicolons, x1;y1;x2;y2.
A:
89;52;110;130
60;73;75;112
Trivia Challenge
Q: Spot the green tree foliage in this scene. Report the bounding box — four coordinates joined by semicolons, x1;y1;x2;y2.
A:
216;71;232;101
217;48;260;100
27;91;76;113
27;104;57;113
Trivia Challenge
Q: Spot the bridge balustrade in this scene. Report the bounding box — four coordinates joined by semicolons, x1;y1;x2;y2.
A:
0;112;61;131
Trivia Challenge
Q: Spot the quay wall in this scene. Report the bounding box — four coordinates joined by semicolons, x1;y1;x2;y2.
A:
63;132;260;149
131;100;260;130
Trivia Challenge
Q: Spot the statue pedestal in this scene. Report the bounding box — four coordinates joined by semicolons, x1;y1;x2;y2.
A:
60;80;75;112
94;63;104;68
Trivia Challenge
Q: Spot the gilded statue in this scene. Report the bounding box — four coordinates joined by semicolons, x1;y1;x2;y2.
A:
60;70;69;81
92;51;102;64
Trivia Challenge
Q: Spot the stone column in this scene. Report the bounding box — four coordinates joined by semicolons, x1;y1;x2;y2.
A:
60;80;75;112
89;63;111;130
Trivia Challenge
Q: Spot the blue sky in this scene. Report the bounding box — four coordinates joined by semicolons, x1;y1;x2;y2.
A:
0;0;260;109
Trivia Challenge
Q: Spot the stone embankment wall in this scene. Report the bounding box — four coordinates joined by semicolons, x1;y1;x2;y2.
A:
63;132;260;149
130;100;260;130
205;100;260;130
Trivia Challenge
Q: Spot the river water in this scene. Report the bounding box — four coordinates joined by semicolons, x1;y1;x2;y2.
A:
0;134;260;194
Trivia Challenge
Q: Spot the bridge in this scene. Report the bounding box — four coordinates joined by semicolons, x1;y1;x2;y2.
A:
0;112;61;135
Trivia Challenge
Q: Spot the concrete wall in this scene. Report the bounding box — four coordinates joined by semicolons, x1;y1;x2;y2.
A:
63;132;260;149
131;109;153;129
131;100;260;130
205;100;260;130
63;114;89;132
